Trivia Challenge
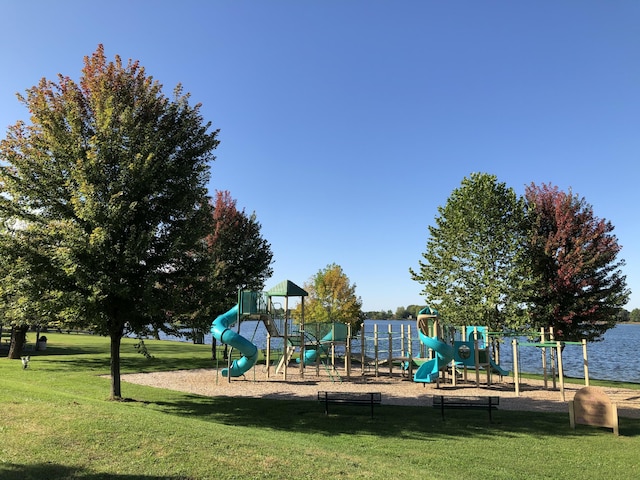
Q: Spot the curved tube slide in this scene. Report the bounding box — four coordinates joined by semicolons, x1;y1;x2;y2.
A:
210;305;259;377
303;344;326;364
413;329;455;383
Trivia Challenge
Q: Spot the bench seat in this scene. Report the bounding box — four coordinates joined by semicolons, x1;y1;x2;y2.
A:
432;395;499;422
318;391;382;418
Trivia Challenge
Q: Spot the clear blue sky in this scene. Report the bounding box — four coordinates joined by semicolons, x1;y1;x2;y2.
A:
1;1;638;312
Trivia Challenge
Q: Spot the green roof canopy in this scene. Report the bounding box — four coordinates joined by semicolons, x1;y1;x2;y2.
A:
266;280;308;297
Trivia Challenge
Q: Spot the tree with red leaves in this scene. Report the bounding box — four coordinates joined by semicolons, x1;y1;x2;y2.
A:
169;191;273;351
206;190;273;311
523;183;629;341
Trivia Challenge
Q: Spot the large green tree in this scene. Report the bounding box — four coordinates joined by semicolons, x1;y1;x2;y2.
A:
298;263;364;330
523;183;629;341
0;45;219;399
410;172;528;330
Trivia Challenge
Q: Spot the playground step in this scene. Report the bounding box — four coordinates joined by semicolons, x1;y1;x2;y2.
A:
275;345;296;375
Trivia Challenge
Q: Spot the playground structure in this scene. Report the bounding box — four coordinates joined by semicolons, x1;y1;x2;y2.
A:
209;280;426;382
510;328;591;400
409;306;592;398
210;280;353;381
354;321;419;377
210;290;591;399
412;306;510;387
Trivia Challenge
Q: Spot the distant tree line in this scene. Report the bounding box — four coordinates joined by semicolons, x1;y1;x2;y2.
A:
364;305;423;320
622;308;640;323
367;306;640;323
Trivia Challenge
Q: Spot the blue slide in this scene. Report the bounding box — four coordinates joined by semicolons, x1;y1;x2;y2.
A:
413;329;455;383
302;344;327;364
461;327;510;376
210;305;259;377
490;358;510;376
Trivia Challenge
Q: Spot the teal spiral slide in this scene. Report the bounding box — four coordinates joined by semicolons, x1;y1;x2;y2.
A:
413;328;455;383
210;305;259;377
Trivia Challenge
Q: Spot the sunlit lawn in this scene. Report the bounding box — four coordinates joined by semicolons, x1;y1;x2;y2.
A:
1;333;639;479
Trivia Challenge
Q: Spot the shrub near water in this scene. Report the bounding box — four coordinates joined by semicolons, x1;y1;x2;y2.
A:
1;333;639;480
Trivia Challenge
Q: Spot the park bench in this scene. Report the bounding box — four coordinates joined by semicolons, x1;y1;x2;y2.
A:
318;391;382;418
432;395;499;422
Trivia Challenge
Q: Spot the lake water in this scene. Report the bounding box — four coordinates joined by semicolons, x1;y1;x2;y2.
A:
496;323;640;384
163;320;640;384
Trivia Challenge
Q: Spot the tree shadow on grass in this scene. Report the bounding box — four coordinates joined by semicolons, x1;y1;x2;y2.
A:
26;348;213;374
143;393;640;438
32;345;109;356
0;463;184;480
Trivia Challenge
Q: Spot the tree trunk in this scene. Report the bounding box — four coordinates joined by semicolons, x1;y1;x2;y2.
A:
8;325;28;359
193;329;204;344
110;332;123;400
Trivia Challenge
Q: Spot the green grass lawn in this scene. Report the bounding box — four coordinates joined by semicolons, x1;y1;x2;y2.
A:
1;333;639;479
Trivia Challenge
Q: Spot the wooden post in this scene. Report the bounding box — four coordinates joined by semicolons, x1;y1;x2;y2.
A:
582;339;589;387
557;341;565;401
374;323;379;377
388;324;393;377
266;334;271;379
484;326;492;386
300;298;304;378
407;325;413;378
346;323;351;379
316;327;321;377
549;327;556;390
512;338;520;396
541;327;547;389
283;296;288;381
360;324;365;375
331;323;336;373
473;327;480;387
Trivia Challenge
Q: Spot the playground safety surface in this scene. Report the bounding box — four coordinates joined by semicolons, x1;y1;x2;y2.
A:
121;366;640;419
